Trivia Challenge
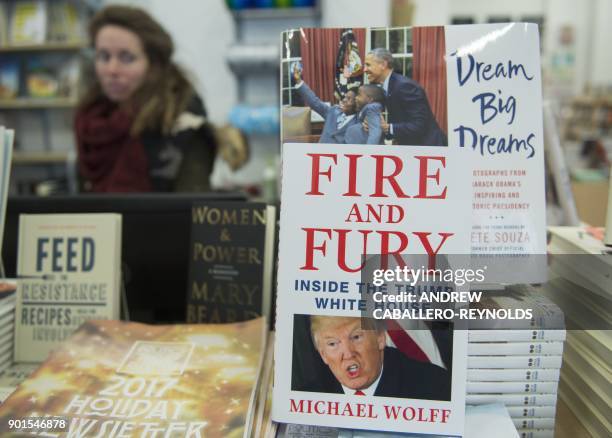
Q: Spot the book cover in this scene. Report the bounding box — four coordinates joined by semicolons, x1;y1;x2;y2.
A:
0;318;267;437
186;202;276;323
281;23;547;285
14;213;122;362
467;341;564;356
9;0;47;45
466;368;560;382
272;141;471;436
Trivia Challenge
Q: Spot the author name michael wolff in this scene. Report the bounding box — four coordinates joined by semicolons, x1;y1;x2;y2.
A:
289;398;451;423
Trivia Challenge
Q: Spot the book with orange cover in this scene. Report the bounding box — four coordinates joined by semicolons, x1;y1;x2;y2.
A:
0;317;267;437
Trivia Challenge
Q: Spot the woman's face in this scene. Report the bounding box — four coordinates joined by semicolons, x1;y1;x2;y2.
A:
95;25;149;103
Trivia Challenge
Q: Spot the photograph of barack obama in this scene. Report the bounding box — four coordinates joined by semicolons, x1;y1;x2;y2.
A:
291;315;451;400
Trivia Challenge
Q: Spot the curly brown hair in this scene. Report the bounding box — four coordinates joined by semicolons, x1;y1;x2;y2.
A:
79;5;194;136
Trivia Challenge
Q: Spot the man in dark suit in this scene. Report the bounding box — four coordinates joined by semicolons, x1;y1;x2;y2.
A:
299;316;450;400
364;48;447;146
293;69;360;144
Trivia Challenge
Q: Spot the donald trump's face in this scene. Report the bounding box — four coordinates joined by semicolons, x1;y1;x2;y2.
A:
312;317;385;391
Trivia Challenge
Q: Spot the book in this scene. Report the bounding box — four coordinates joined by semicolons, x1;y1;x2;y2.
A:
515;429;554;438
47;0;83;43
0;318;267;437
559;377;611;438
466;368;560;382
548;226;612;295
466;381;558;394
277;403;519;437
505;405;556;418
466;393;557;406
0;2;8;45
9;0;47;45
272;141;472;435
185;202;276;323
512;418;555;430
567;329;611;366
467;355;562;369
560;353;611;419
282;23;547;285
468;330;565;343
0;59;19;99
467;285;565;330
0;127;14;258
252;331;275;437
14;213;122;362
467;341;564;356
0;363;37;402
541;277;610;330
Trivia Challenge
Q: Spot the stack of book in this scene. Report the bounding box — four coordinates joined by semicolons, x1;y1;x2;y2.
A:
276;404;520;438
546;226;611;437
466;286;565;438
0;363;37;403
0;280;16;375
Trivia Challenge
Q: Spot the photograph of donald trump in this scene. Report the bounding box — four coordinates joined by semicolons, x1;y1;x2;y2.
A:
292;315;451;401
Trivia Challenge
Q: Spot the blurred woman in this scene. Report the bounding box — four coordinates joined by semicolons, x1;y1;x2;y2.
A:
75;5;217;192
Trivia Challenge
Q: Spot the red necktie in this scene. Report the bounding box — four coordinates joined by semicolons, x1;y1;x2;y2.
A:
354;390;365;396
385;320;430;363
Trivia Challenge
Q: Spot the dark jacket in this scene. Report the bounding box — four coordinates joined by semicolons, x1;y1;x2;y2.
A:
386;72;447;146
142;95;217;192
298;346;451;401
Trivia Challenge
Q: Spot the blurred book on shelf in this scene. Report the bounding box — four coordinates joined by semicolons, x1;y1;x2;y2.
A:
0;2;8;46
0;58;19;99
9;0;47;45
47;0;84;43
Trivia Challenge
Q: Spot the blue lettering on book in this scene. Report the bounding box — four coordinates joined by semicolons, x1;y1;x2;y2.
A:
450;51;537;159
36;237;95;272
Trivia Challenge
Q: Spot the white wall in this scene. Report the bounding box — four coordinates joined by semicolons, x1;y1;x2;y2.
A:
591;0;612;86
322;0;390;27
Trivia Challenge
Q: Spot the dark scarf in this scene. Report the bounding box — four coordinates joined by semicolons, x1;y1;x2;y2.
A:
75;100;152;192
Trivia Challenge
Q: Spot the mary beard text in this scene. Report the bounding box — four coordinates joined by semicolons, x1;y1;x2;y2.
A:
301;153;454;271
290;398;451;423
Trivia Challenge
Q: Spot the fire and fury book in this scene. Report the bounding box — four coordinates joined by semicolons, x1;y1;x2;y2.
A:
272;142;472;436
14;213;122;362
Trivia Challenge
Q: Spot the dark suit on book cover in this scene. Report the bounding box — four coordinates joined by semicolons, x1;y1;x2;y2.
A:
296;82;360;144
386;72;447;146
297;346;451;401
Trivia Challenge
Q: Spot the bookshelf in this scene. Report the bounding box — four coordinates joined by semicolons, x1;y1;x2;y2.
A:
0;0;93;194
0;41;86;52
0;97;77;109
